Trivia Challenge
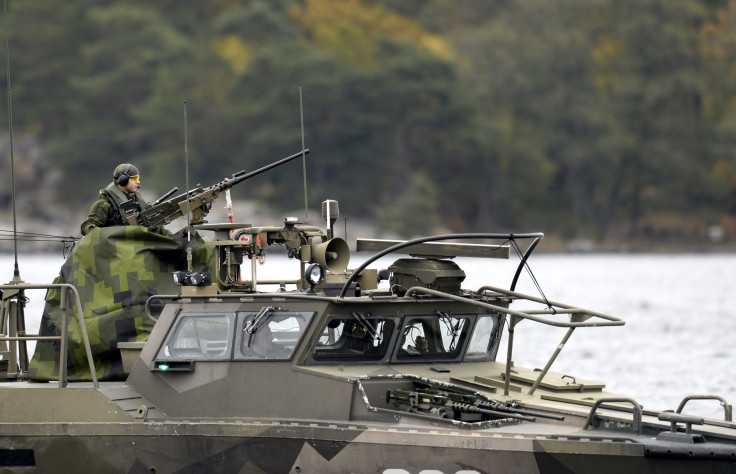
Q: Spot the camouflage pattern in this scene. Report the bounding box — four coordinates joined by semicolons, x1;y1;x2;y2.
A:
80;195;122;235
80;182;147;236
27;226;214;381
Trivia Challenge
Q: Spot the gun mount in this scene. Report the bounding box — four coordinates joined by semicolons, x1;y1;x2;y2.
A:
194;211;361;295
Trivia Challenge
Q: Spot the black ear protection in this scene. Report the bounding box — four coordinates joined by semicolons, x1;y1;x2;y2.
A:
116;164;133;186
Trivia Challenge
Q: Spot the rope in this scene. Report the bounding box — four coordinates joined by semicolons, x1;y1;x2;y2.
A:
0;229;78;257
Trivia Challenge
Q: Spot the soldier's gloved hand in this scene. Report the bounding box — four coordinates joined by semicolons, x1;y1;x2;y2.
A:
148;225;172;237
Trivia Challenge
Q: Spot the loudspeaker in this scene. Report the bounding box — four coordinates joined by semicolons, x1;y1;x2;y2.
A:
116;164;133;186
311;238;350;273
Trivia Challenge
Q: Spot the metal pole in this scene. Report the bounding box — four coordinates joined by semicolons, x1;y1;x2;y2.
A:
299;87;309;224
504;318;517;397
528;327;575;395
4;0;20;283
0;283;98;388
7;298;17;377
59;286;68;388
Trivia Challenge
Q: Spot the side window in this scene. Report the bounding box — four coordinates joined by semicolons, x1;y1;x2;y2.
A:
311;316;396;362
236;311;313;360
396;315;470;360
465;314;500;360
156;313;235;360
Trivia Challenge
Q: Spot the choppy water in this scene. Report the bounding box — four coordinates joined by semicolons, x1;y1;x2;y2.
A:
2;251;735;420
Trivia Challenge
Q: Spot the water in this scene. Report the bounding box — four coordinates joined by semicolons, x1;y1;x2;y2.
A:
1;251;734;420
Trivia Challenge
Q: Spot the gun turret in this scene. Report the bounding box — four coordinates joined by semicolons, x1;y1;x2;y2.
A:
132;149;309;230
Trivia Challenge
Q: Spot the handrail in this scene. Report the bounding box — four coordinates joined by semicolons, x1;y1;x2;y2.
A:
403;286;623;328
403;285;624;397
481;285;622;396
0;283;98;389
584;397;643;434
476;285;624;327
676;394;733;422
339;232;545;298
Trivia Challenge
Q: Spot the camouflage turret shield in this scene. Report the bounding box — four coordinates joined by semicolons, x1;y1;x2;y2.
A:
28;226;214;381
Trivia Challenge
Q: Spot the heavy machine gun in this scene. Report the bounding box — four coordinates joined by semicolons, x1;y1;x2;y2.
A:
122;149;309;230
387;386;565;423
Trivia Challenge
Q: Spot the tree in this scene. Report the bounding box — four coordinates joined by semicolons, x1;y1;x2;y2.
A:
48;4;196;200
699;0;736;218
602;0;717;239
373;170;440;237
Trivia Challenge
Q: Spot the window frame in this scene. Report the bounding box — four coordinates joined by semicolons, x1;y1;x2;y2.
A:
308;315;400;364
393;314;474;362
233;310;316;361
155;312;236;362
463;313;504;361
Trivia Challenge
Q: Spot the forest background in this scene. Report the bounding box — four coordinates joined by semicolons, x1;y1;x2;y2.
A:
2;0;736;251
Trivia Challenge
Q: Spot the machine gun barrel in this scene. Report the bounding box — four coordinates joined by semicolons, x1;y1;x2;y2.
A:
135;149;310;229
387;388;538;423
220;149;310;191
447;401;536;422
476;400;565;421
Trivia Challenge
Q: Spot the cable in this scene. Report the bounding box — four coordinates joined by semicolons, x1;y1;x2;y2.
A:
504;237;554;313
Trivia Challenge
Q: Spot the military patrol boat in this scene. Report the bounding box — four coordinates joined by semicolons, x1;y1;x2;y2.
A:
1;165;736;472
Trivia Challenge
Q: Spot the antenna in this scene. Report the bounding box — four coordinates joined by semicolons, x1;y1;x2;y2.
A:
184;101;192;272
4;0;20;283
2;0;28;378
299;87;308;224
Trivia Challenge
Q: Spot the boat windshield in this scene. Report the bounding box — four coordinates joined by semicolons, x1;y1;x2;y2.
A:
155;310;314;362
464;314;502;360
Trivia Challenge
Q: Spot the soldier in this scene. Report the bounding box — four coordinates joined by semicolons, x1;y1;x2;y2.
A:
80;163;148;236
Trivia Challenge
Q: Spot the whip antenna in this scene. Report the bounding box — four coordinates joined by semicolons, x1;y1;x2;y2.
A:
4;0;20;282
299;87;308;224
184;101;192;272
2;0;28;378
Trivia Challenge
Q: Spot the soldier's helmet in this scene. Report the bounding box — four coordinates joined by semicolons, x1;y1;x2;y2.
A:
113;164;140;185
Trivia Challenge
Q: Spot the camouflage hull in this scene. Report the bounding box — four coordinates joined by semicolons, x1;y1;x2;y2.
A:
1;420;734;473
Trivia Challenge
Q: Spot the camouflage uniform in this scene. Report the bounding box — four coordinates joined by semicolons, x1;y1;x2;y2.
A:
81;182;147;236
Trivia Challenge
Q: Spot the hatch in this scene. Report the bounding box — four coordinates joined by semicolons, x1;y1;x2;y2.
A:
502;366;605;392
